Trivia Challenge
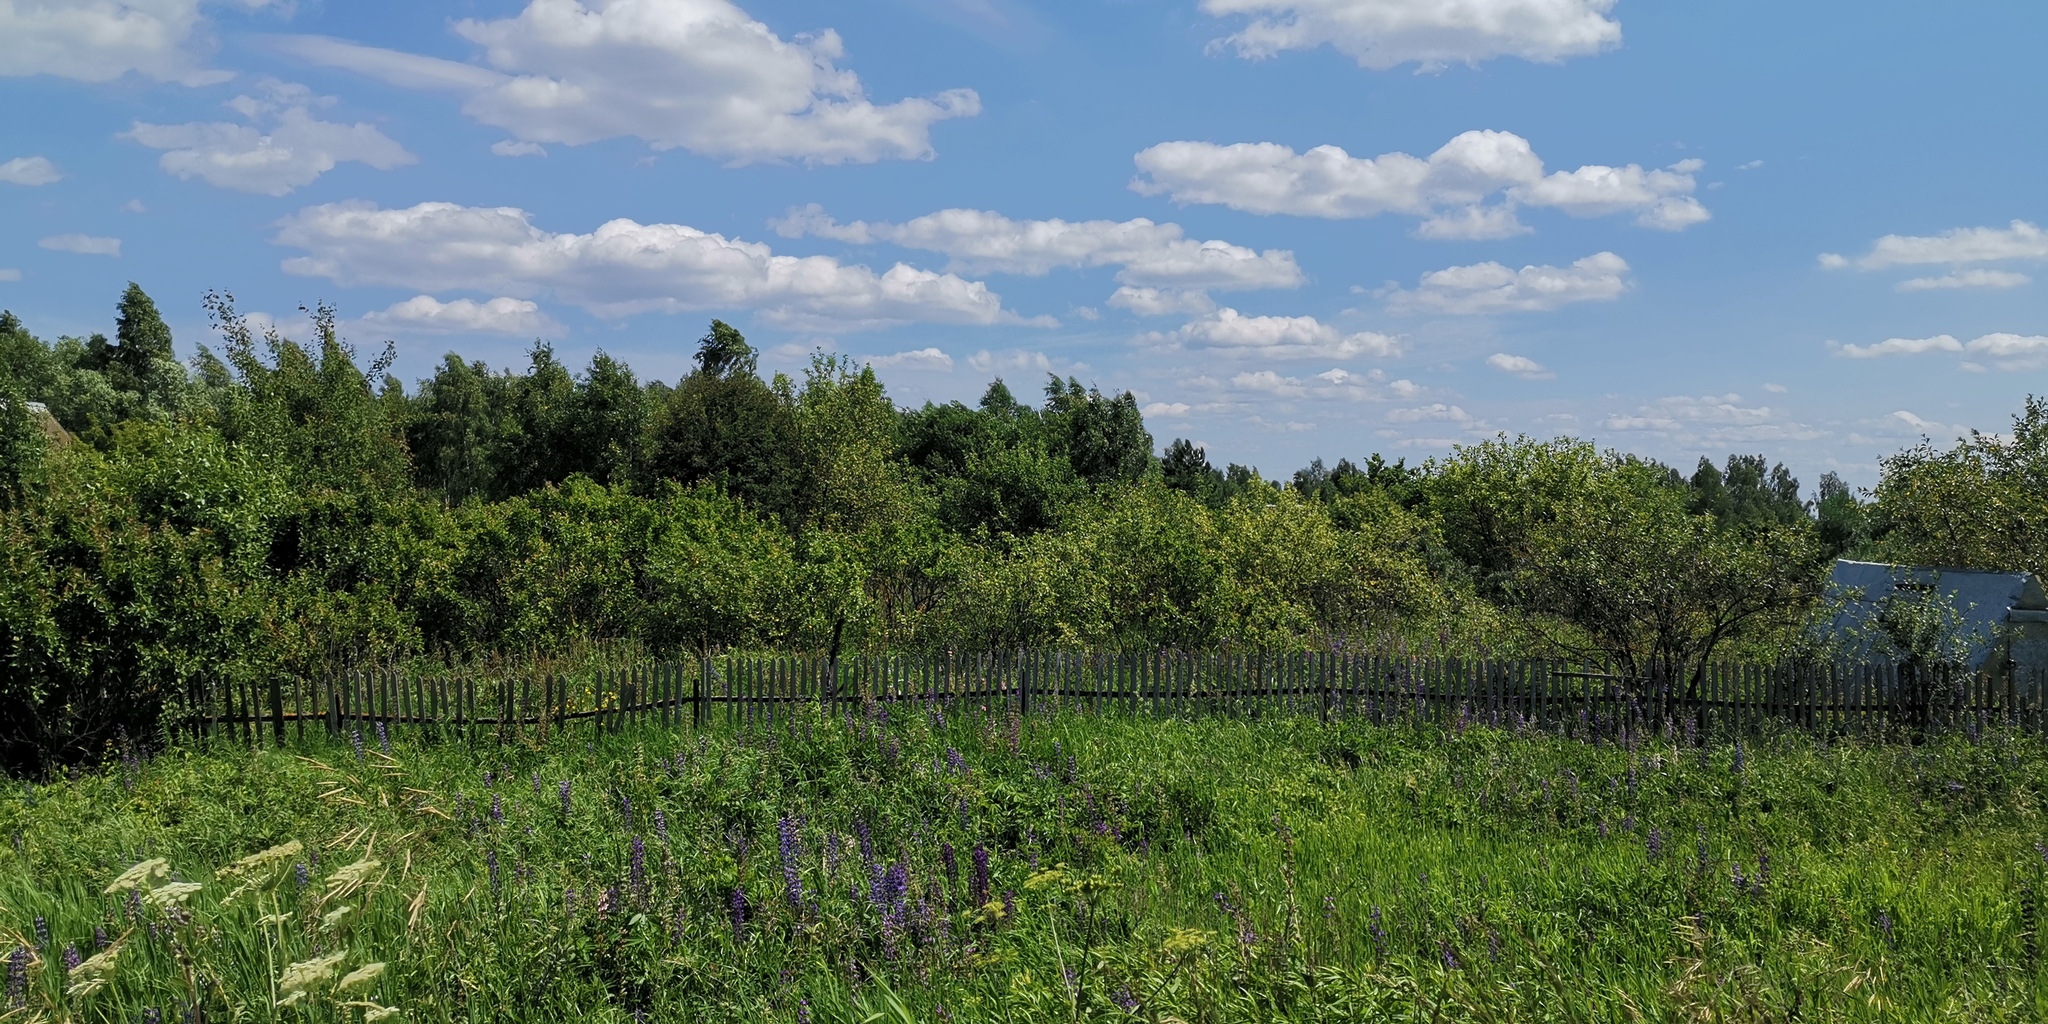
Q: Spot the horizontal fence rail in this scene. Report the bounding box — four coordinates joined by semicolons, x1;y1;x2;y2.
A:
176;652;2048;747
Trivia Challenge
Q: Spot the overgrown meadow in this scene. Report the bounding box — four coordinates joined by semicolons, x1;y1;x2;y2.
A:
4;704;2046;1022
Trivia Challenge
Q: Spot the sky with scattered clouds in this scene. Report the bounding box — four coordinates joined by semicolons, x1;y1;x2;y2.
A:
3;0;2043;485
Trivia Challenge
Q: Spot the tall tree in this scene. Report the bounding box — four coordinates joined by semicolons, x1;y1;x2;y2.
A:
647;321;806;524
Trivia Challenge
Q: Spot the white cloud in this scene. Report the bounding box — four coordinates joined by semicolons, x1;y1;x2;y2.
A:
1485;352;1553;379
1387;251;1628;314
1833;335;1963;358
1131;130;1705;234
966;348;1086;374
1736;159;1763;171
1386;402;1470;423
1107;286;1217;316
1762;382;1786;393
122;198;147;213
491;140;546;157
1201;0;1620;71
358;295;562;336
1817;253;1848;269
272;200;1033;329
38;233;121;256
866;347;954;370
1895;269;2029;292
0;0;271;85
772;205;1302;292
1139;307;1401;360
1599;393;1821;443
1844;220;2048;270
1142;401;1191;417
1889;410;1948;433
1964;333;2048;370
0;269;20;281
274;0;979;165
0;156;61;186
123;81;414;196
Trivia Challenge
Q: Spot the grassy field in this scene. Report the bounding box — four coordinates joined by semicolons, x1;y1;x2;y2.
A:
2;704;2045;1022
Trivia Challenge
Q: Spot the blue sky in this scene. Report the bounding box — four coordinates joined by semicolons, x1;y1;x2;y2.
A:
3;0;2042;486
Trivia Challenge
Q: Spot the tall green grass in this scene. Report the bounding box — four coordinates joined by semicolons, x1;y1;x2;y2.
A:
3;705;2044;1022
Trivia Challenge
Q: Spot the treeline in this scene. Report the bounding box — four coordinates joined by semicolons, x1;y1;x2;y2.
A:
1;284;2043;770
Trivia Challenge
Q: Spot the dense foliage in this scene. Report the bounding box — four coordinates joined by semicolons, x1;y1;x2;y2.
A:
2;285;2043;772
3;707;2044;1021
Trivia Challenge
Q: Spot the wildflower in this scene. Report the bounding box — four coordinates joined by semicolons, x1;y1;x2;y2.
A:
350;727;364;760
106;858;171;895
941;842;958;889
320;905;354;931
375;721;390;753
559;780;572;817
1732;741;1745;775
971;845;991;910
654;809;670;846
143;1009;161;1024
487;850;501;895
730;887;749;942
61;944;80;972
1647;828;1664;860
630;837;646;898
1877;909;1895;944
532;772;543;800
294;863;309;888
336;962;386;992
93;926;106;950
325;858;384;900
777;818;804;910
4;947;25;1005
277;950;348;996
1369;907;1386;948
124;889;142;921
855;819;875;866
620;794;634;828
220;841;303;880
946;748;966;774
797;997;813;1024
490;793;503;825
33;917;48;949
1440;941;1461;970
144;882;204;907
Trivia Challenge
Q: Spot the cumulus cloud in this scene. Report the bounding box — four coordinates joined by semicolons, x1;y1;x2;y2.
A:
39;233;121;256
123;81;414;196
1142;401;1191;417
274;0;979;165
772;205;1302;294
272;200;1035;329
1486;352;1552;379
1836;220;2048;270
1201;0;1621;71
1385;402;1470;423
0;0;272;85
1139;307;1401;360
1895;269;2030;292
1833;335;1963;358
1387;252;1628;314
1108;286;1218;316
1131;130;1705;235
966;348;1086;374
1208;365;1409;402
0;156;61;186
491;140;546;157
1599;393;1822;443
866;347;954;370
358;295;562;335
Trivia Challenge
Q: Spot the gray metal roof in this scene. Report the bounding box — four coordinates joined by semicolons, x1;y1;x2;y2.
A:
1827;559;2046;666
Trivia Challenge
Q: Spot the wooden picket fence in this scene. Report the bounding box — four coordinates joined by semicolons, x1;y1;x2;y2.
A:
177;651;2048;748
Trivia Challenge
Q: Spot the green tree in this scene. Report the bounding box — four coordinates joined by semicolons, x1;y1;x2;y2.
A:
646;321;807;524
1868;395;2048;577
1043;376;1154;486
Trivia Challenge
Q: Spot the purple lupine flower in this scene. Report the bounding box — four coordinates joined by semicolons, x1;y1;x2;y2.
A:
1112;986;1138;1013
93;926;107;950
487;850;500;894
61;944;81;973
376;721;390;753
294;862;309;888
777;818;804;910
483;769;494;788
33;918;47;949
946;748;966;774
564;887;577;917
1647;828;1664;860
970;845;990;909
1757;848;1770;887
654;809;669;846
1620;815;1636;834
797;998;813;1024
559;780;572;817
598;886;618;920
5;947;27;1005
350;727;364;760
125;889;142;921
1440;941;1461;971
631;837;648;897
855;819;875;866
941;842;958;888
1002;890;1015;922
957;798;971;831
1877;909;1895;944
532;772;543;800
143;1008;162;1024
620;794;633;828
1369;907;1386;948
490;792;503;825
730;888;749;942
1732;742;1745;775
